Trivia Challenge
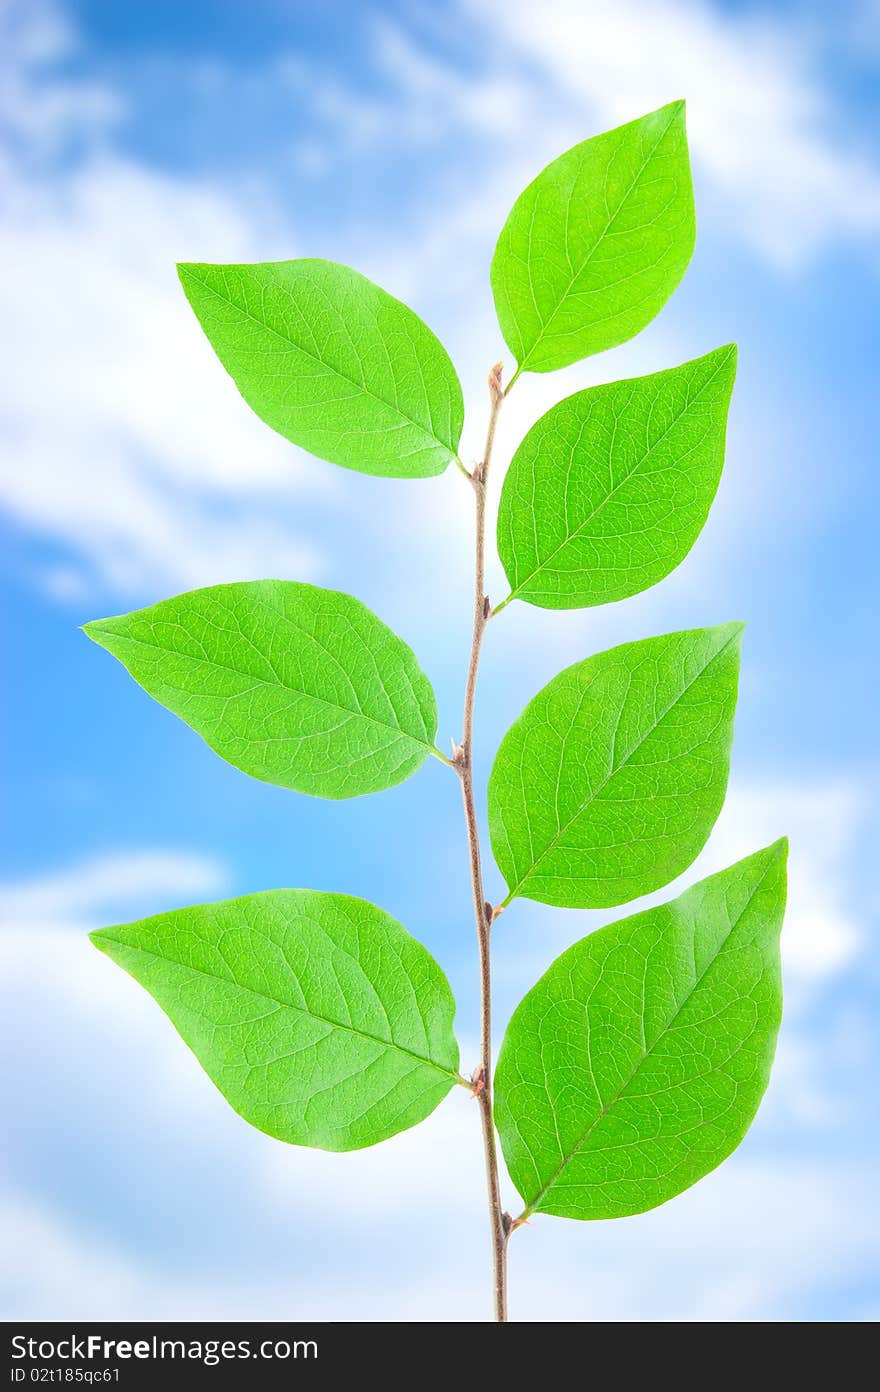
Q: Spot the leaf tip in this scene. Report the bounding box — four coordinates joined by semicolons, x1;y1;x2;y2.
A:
81;618;110;649
707;618;745;661
653;98;686;126
713;341;738;368
176;261;203;293
716;619;745;648
743;837;788;892
643;98;686;124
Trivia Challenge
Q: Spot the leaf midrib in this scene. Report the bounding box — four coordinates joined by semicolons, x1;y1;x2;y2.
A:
95;933;461;1084
506;350;731;603
520;854;776;1216
181;265;456;457
88;624;437;757
517;104;681;371
502;626;739;902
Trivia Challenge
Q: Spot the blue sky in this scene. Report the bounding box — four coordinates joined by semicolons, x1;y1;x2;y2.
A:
1;0;878;1321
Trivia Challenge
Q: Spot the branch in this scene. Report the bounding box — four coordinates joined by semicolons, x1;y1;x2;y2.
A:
454;360;511;1322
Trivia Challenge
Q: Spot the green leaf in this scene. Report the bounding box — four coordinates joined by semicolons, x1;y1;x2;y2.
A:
488;625;742;909
496;346;737;611
494;842;787;1220
91;890;462;1151
491;102;695;376
84;580;439;799
178;258;464;479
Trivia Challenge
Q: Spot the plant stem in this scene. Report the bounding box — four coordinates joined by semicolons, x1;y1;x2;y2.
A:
454;362;510;1322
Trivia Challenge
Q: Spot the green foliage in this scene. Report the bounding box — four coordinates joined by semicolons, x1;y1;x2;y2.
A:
488;625;742;908
491;102;695;376
494;843;787;1219
496;346;737;610
178;258;464;478
85;580;438;798
91;890;461;1150
87;102;786;1320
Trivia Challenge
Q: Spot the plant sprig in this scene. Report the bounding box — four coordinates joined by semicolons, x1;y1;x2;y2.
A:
86;101;787;1324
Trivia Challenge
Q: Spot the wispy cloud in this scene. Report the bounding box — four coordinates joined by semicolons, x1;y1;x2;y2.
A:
382;0;880;268
699;779;865;987
4;0;877;601
1;811;872;1320
495;777;868;1004
0;1;330;600
0;0;121;158
2;0;877;1323
3;1109;877;1320
0;848;227;928
491;775;871;1146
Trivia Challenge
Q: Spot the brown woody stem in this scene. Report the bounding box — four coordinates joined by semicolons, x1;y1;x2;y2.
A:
454;362;510;1322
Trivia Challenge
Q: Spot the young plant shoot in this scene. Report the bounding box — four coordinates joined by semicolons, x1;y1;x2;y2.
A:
85;101;787;1323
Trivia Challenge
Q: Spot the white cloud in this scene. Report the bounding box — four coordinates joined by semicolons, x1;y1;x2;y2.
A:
1;1195;284;1322
2;1197;153;1321
1;1;876;1326
496;777;866;1000
1;921;876;1323
513;1156;879;1322
3;1140;877;1320
0;849;228;1022
319;0;880;305
698;779;865;987
0;1;330;599
0;0;121;158
0;849;227;928
3;0;875;602
491;775;869;1140
462;0;880;267
0;818;873;1321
